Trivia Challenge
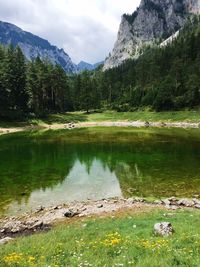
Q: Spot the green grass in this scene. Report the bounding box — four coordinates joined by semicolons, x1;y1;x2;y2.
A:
44;110;200;124
85;110;200;123
1;110;200;128
1;208;200;267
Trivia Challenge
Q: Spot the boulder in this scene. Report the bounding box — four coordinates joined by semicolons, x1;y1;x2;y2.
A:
195;204;200;209
177;199;194;207
3;221;26;233
0;237;13;245
145;121;150;127
28;220;43;230
154;222;174;237
64;209;79;218
193;199;200;205
126;198;135;204
162;199;171;206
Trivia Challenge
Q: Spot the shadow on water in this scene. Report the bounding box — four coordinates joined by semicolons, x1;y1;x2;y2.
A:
0;127;200;215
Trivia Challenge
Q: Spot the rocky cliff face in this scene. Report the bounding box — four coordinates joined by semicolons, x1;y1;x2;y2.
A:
103;0;200;70
0;21;77;73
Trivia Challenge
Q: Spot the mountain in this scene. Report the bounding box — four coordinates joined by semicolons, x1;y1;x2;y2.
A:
77;61;104;72
0;21;77;73
103;0;200;70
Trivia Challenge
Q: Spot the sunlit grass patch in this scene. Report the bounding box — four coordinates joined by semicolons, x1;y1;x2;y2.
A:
1;209;200;266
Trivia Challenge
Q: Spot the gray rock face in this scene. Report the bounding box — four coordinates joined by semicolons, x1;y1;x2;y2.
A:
0;21;77;73
154;222;174;236
104;0;200;70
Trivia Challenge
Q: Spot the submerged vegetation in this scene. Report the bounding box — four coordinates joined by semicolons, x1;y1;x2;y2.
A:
0;127;200;215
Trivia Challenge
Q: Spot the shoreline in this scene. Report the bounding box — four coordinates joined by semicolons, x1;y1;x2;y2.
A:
0;120;200;136
1;197;200;242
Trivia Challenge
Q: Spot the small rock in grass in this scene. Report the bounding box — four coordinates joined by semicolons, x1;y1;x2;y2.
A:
154;222;174;237
97;204;103;208
64;209;79;218
193;199;200;205
177;199;194;207
162;199;171;206
36;206;45;213
127;198;135;204
31;221;43;229
195;204;200;209
0;237;13;245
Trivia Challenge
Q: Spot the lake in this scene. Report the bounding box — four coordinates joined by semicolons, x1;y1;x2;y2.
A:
0;127;200;216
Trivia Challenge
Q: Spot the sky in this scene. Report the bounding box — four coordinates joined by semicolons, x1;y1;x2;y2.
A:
0;0;140;64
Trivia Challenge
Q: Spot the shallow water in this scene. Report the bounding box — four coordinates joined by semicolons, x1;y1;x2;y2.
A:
0;127;200;216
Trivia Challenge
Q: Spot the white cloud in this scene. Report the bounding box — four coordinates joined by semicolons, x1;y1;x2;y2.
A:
0;0;140;63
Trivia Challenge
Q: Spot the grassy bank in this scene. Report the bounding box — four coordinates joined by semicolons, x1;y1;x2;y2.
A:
41;110;200;124
1;110;200;128
1;208;200;267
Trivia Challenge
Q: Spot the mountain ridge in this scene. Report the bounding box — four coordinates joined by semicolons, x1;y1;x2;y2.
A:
77;61;104;72
0;21;103;74
103;0;200;70
0;20;78;73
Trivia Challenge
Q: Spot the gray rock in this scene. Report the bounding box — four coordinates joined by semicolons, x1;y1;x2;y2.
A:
126;198;135;204
103;0;200;70
0;237;13;245
36;206;45;213
97;204;103;208
162;199;171;206
64;209;79;218
0;21;77;73
154;222;174;237
30;221;43;229
134;197;145;203
193;199;200;205
3;221;26;233
177;199;194;207
168;197;177;202
195;204;200;209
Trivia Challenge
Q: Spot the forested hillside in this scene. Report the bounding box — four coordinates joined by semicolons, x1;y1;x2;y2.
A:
0;17;200;120
92;16;200;112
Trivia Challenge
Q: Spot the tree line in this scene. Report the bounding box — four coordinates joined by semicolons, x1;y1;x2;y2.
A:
0;16;200;120
80;16;200;112
0;45;72;119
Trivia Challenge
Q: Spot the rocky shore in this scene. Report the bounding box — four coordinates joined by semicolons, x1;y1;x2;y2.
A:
0;120;200;136
1;196;200;245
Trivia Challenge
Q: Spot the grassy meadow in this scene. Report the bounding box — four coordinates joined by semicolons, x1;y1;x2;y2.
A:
0;110;200;128
39;110;200;124
1;208;200;267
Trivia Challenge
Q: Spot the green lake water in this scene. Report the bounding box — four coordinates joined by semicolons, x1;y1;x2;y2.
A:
0;127;200;216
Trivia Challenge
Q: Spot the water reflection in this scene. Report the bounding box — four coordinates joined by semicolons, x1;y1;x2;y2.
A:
0;128;200;216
